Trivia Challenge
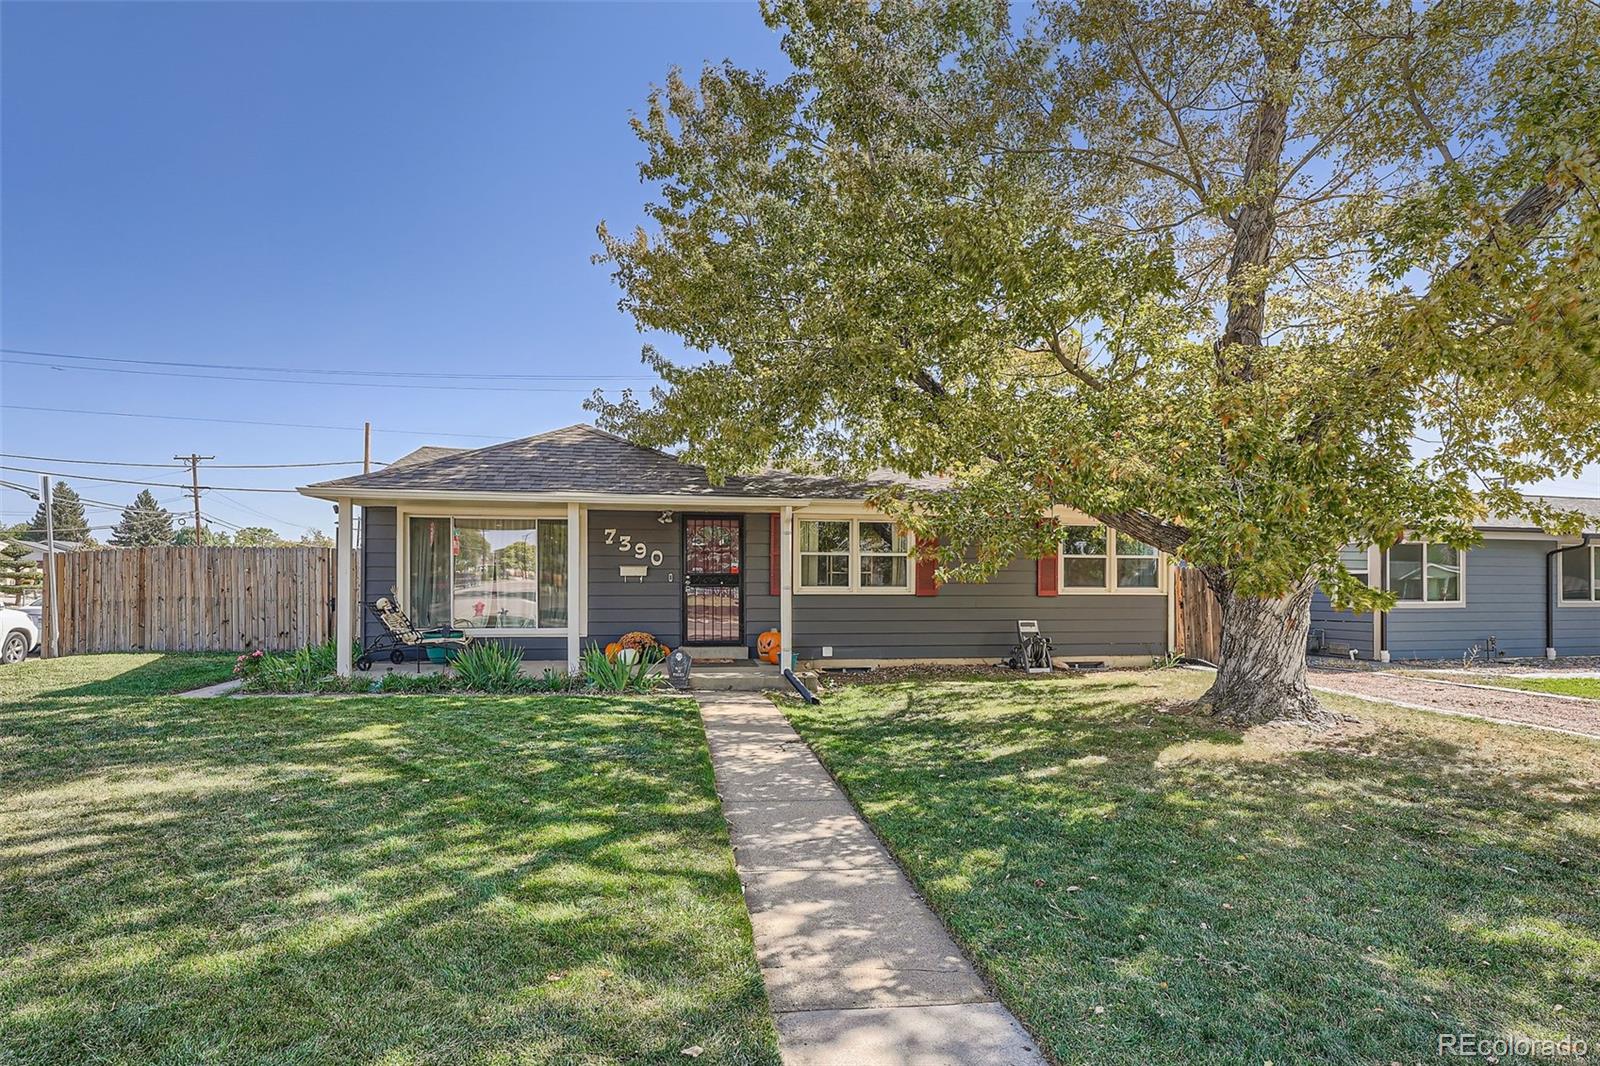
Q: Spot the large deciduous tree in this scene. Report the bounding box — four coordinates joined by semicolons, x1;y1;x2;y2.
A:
593;0;1600;724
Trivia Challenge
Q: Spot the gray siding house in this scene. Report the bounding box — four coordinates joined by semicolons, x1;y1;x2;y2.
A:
1309;500;1600;662
300;425;1175;676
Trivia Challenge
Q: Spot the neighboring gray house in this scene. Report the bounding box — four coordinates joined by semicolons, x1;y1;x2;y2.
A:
1310;498;1600;662
300;425;1176;675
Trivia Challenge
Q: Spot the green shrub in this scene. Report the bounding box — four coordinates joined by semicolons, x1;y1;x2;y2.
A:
313;674;376;694
581;642;665;692
451;640;526;692
376;670;455;694
239;640;347;693
524;667;579;693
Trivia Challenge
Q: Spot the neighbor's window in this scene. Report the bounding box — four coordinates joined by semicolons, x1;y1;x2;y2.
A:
1561;544;1598;602
1059;525;1162;592
797;518;913;592
1390;541;1462;604
408;515;568;630
1338;545;1370;585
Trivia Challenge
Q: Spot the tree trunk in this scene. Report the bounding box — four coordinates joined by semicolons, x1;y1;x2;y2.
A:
1200;577;1334;726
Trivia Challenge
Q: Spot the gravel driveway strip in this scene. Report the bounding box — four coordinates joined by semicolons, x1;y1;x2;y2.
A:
1308;669;1600;739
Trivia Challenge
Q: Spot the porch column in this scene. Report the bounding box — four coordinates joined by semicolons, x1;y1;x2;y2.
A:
335;497;353;677
567;502;581;674
779;505;794;672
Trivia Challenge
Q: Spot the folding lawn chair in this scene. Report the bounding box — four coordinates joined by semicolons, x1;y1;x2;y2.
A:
357;595;471;670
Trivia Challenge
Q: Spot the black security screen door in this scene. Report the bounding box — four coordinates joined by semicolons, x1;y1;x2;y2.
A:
683;515;743;644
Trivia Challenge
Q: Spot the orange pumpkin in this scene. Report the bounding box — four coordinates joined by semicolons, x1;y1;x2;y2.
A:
604;642;623;661
756;629;781;664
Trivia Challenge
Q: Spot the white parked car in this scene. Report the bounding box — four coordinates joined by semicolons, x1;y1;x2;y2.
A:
1;607;39;664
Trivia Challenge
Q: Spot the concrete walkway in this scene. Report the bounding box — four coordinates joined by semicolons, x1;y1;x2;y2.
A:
697;693;1046;1066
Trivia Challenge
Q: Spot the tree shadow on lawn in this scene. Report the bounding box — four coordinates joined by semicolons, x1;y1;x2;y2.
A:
784;678;1600;1065
0;693;779;1065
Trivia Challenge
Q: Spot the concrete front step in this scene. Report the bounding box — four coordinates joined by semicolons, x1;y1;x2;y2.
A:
688;665;787;692
684;645;752;662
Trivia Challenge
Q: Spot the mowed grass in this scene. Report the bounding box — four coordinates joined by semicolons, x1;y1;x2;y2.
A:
0;656;778;1065
1418;674;1600;701
1;651;238;700
783;671;1600;1064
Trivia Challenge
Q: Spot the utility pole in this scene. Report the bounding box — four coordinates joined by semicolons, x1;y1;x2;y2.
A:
173;453;214;542
42;476;59;658
363;422;372;474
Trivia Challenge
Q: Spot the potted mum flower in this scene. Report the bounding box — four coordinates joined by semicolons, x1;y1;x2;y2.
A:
616;630;667;664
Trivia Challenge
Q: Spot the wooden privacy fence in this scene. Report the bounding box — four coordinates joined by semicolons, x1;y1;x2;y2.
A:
42;546;336;655
1173;566;1224;664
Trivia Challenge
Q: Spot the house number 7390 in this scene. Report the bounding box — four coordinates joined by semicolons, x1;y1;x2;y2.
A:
603;528;664;567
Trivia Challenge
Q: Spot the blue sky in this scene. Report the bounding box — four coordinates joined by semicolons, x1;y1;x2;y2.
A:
2;2;1594;540
1;1;787;537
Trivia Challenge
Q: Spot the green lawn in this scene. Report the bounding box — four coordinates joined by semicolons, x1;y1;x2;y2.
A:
1;656;779;1065
785;671;1600;1065
1;651;238;700
1414;672;1600;701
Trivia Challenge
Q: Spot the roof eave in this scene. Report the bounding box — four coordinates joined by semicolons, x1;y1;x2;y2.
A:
297;486;826;508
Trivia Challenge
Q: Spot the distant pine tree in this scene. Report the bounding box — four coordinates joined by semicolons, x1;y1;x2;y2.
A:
26;481;93;546
109;490;177;547
0;539;40;604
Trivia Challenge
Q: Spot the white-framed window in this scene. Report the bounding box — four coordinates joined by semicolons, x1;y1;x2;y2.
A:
406;514;569;632
1560;543;1598;603
796;517;913;593
1059;525;1164;593
1389;541;1463;605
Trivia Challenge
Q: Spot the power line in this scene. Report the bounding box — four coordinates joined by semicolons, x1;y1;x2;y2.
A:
208;490;323;532
0;465;303;493
1;403;512;440
0;346;651;382
0;451;372;470
0;466;192;489
4;357;602;393
210;460;381;469
0;452;184;469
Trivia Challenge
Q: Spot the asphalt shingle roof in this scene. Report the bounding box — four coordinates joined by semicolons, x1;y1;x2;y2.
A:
387;445;467;468
1484;495;1600;535
309;425;1597;532
303;424;916;501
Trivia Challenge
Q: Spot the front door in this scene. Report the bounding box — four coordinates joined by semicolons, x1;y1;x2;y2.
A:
683;515;743;644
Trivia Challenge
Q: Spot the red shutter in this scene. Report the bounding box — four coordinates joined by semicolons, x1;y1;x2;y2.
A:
1037;553;1059;596
769;512;781;597
915;535;939;596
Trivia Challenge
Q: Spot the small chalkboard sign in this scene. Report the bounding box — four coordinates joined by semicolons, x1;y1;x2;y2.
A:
667;649;693;689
